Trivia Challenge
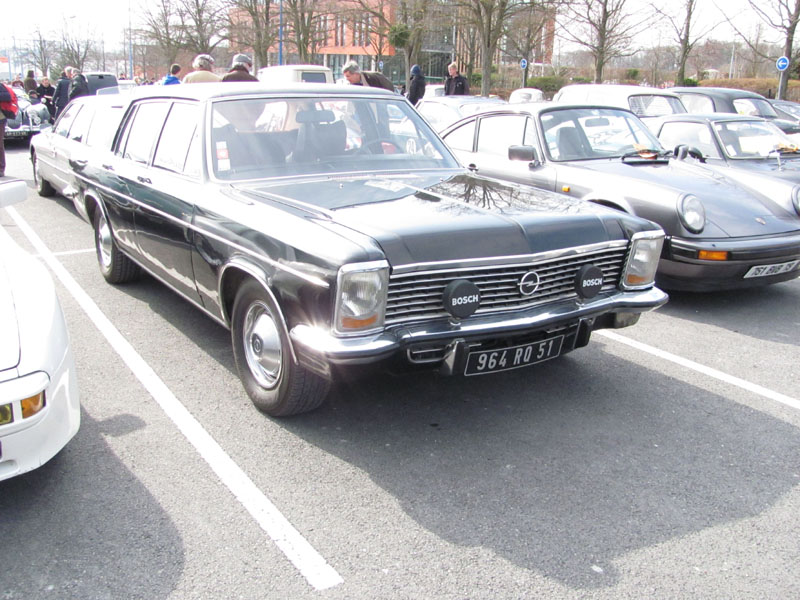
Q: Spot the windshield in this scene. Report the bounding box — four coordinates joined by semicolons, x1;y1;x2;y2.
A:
713;120;799;158
209;95;457;180
540;107;664;161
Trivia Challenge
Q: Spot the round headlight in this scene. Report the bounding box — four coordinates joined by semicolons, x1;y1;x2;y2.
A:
792;185;800;216
678;194;705;233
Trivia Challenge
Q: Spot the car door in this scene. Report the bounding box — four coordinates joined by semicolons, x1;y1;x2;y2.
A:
128;100;204;303
38;102;84;195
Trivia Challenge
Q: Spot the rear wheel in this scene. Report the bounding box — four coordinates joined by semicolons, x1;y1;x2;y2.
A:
32;152;55;197
92;208;140;283
231;279;330;416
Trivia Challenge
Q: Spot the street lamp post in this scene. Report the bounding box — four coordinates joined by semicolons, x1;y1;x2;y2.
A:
278;0;284;66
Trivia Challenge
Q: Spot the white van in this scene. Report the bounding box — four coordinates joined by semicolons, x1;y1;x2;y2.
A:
257;65;333;84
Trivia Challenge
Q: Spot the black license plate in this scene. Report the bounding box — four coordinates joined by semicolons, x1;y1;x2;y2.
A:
464;335;564;376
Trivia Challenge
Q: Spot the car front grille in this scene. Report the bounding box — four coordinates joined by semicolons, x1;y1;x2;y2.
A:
385;245;628;326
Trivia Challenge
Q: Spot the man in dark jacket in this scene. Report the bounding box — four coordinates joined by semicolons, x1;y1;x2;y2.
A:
406;64;426;105
68;68;90;102
53;69;72;119
444;62;470;96
222;54;258;82
342;61;394;92
35;77;56;120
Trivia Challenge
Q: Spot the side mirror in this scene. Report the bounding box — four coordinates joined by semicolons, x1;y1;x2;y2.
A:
673;144;706;163
508;145;541;167
0;179;27;208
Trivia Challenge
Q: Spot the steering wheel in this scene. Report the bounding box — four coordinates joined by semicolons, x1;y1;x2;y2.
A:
355;138;402;155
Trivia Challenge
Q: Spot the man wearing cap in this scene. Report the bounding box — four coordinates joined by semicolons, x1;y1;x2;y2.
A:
222;54;258;82
183;54;221;83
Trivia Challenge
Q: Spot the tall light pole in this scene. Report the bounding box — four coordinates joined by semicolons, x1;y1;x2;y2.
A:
278;0;284;66
128;0;134;78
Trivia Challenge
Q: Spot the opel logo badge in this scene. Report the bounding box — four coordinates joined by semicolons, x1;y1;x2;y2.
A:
755;217;767;225
519;271;540;296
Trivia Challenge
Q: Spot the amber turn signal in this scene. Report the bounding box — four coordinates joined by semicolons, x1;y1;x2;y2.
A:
21;393;45;419
698;250;729;261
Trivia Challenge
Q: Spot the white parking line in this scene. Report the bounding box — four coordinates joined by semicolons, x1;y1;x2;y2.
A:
598;330;800;411
5;207;344;591
49;248;96;257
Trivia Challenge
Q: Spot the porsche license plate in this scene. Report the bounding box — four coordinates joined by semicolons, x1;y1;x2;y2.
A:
465;335;564;376
743;259;800;279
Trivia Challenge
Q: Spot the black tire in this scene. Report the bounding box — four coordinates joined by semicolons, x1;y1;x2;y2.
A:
32;152;56;197
92;208;140;283
231;279;330;416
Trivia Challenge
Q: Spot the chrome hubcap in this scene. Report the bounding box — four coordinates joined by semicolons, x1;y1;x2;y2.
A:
243;301;282;389
96;212;112;269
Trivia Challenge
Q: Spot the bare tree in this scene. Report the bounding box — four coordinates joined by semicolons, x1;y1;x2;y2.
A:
560;0;645;83
457;0;522;95
223;0;276;69
60;24;95;72
142;0;186;67
283;0;327;62
744;0;800;99
455;20;480;82
178;0;227;55
655;0;719;84
504;2;559;85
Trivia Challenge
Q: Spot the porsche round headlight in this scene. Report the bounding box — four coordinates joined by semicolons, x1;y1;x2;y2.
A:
678;194;705;233
792;185;800;216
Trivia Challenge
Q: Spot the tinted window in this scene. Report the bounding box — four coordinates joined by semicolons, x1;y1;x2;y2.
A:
301;72;328;83
477;115;526;156
444;121;476;151
658;122;720;158
120;102;170;164
153;102;200;174
54;103;82;137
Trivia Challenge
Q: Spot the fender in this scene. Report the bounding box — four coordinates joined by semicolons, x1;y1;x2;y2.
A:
219;257;298;365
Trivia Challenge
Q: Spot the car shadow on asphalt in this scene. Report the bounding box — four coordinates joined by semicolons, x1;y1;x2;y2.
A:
659;284;799;346
0;409;184;599
281;348;800;590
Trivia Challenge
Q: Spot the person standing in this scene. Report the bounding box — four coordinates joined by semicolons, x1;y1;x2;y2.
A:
406;64;426;105
53;68;73;119
222;54;258;82
23;70;38;94
444;62;470;96
0;84;12;177
68;68;90;102
342;61;394;92
183;54;221;83
162;64;182;85
36;77;56;120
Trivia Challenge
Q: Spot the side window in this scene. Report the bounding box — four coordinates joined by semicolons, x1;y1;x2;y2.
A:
680;94;714;113
68;104;94;142
658;122;720;158
476;115;526;156
444;121;476;151
120;102;170;164
523;117;538;146
54;103;81;137
153;102;200;175
85;107;123;149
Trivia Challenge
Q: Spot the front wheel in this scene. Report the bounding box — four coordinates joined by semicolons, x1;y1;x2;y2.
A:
32;152;55;197
92;208;140;283
231;280;330;416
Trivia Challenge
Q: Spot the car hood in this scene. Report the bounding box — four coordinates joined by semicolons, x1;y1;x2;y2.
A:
726;157;800;181
575;159;800;237
242;172;647;266
0;258;21;372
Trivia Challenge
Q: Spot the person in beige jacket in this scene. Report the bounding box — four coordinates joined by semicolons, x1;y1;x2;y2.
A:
183;54;221;83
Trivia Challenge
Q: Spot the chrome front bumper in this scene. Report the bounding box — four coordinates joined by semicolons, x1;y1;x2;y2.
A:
290;286;668;366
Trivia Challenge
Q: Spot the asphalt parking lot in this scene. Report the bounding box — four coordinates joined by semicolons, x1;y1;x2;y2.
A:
1;141;799;599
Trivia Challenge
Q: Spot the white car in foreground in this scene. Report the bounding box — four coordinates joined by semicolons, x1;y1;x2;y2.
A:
0;179;79;481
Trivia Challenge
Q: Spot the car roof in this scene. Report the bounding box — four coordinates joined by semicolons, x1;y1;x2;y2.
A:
123;82;398;102
556;83;682;99
656;113;768;125
419;95;505;105
669;87;767;100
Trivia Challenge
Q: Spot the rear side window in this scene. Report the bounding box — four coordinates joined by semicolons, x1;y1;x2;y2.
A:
119;101;170;164
680;94;714;113
54;103;81;137
153;102;200;175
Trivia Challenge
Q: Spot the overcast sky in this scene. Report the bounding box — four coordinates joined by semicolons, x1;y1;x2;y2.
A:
0;0;777;57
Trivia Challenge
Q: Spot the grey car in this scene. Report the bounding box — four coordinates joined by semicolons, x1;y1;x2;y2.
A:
440;104;800;291
655;113;800;220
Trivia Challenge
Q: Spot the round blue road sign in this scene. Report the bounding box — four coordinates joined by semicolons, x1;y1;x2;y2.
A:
520;58;528;70
777;56;790;72
378;60;384;71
